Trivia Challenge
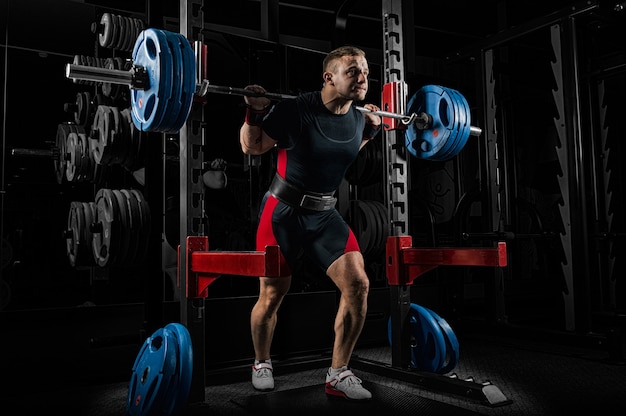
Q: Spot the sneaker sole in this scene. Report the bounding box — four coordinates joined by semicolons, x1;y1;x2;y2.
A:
325;386;371;401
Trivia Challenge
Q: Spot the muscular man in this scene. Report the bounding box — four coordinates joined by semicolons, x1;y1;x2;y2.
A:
239;45;382;401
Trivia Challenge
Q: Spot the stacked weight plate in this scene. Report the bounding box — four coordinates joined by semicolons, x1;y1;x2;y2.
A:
130;29;196;133
66;201;97;268
90;188;151;268
405;85;472;161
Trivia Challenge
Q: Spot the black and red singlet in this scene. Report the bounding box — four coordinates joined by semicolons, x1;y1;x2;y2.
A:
257;91;366;276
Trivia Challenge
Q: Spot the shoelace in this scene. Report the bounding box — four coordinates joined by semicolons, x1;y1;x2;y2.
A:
341;375;362;387
255;367;272;378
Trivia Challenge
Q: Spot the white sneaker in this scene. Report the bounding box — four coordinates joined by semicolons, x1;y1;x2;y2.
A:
251;361;275;391
325;367;372;400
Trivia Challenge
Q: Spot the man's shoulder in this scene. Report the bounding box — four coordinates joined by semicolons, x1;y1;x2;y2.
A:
295;91;320;103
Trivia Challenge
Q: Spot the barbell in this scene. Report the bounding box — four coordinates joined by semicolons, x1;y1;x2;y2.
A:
65;28;482;160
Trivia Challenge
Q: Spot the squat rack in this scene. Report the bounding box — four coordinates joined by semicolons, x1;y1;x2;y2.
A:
177;0;511;408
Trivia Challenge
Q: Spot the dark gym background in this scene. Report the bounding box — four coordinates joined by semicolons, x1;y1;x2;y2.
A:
1;0;625;415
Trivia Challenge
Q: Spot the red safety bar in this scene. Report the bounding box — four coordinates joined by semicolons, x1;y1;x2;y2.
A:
386;235;507;286
179;236;281;299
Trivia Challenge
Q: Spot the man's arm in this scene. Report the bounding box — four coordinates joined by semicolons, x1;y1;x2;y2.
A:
239;84;277;155
240;121;277;155
359;103;382;150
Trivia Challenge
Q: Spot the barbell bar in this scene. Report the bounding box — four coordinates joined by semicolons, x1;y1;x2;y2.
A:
66;63;437;127
65;27;482;160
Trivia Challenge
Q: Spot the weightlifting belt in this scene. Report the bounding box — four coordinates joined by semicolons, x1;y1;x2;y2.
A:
269;174;337;211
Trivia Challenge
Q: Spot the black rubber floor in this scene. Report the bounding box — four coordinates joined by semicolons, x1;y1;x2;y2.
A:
3;326;626;415
230;382;485;416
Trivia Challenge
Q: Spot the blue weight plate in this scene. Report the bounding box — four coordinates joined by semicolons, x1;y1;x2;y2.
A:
166;32;196;133
432;87;464;161
406;85;454;160
447;89;471;159
405;87;430;158
131;28;174;131
157;30;184;133
430;87;462;161
423;307;459;374
127;327;179;416
388;303;447;372
162;323;193;416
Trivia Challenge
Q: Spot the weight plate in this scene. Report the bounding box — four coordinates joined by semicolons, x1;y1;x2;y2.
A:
447;88;471;160
102;58;114;98
66;201;82;267
77;132;92;182
430;87;463;162
65;132;81;182
111;189;130;266
158;30;184;133
114;14;125;51
162;323;193;415
406;85;455;160
93;105;115;166
126;327;179;416
109;106;127;166
167;31;196;133
120;189;141;265
55;123;70;184
131;28;174;132
130;189;151;262
98;13;113;48
81;201;97;267
120;107;141;171
388;303;447;373
423;306;459;374
369;200;389;258
93;188;121;267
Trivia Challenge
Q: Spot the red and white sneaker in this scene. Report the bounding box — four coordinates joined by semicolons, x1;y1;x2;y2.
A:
252;361;274;391
325;367;372;400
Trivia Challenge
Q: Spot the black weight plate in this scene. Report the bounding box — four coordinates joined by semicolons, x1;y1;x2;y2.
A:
55;123;70;184
98;13;113;48
65;132;81;182
130;189;151;263
111;189;130;266
66;201;81;267
81;201;97;267
93;188;121;267
120;107;139;171
120;189;140;266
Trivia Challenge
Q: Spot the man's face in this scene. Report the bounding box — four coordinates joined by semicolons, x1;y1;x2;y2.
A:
327;55;369;101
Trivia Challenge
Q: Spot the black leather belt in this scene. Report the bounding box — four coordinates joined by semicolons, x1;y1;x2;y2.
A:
269;175;336;211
